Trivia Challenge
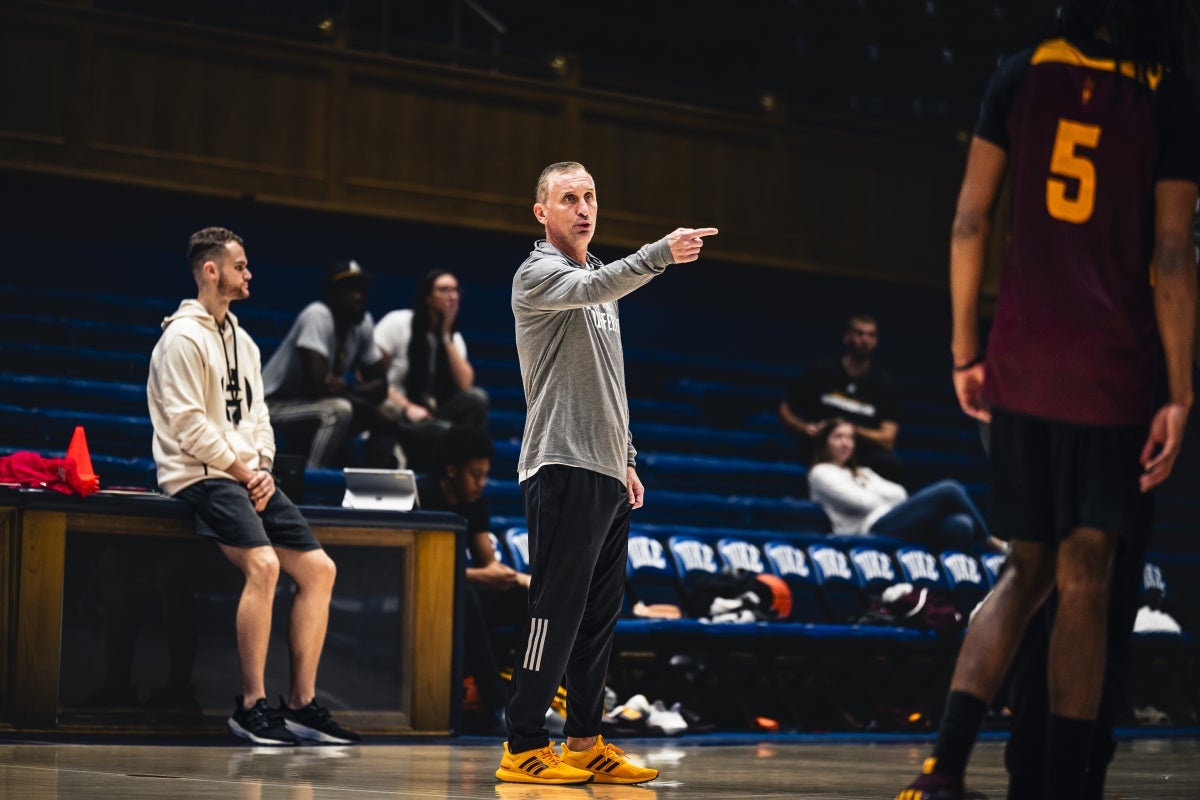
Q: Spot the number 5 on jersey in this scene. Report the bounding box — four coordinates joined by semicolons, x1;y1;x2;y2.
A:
1046;118;1101;224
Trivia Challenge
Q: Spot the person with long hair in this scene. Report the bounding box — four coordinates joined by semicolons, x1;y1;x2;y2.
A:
374;269;488;469
807;419;1005;553
896;1;1198;798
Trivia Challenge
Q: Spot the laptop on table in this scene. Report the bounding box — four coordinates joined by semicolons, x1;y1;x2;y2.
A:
341;468;420;511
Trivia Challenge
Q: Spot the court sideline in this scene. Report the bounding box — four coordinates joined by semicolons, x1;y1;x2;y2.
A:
2;734;1197;799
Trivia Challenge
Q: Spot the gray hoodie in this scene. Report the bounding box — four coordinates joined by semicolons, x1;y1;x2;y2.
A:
147;300;274;495
512;237;674;483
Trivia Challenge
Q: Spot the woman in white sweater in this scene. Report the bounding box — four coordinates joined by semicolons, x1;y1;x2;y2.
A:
807;419;1006;553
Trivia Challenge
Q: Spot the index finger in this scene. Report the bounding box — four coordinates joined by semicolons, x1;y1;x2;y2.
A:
688;227;719;238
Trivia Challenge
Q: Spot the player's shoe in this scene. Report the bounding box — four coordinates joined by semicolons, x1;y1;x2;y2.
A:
228;697;299;746
560;735;659;784
277;697;361;744
895;757;964;800
495;742;594;784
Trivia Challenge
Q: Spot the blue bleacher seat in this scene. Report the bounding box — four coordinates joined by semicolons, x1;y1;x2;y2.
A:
764;540;828;623
625;533;685;609
893;545;949;591
504;527;530;574
716;537;767;574
939;549;989;617
1142;562;1167;598
808;542;864;623
848;543;901;597
482;478;523;519
637;452;807;496
0;373;148;416
667;535;720;594
980;551;1007;586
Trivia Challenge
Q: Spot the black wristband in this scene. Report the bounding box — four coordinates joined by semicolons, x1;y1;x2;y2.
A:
953;354;985;372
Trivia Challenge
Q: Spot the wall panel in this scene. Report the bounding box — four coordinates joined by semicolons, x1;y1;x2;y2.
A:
0;1;965;287
86;36;329;184
0;22;72;146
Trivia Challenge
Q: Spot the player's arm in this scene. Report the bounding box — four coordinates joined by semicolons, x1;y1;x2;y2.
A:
779;399;821;436
466;531;523;590
949;137;1007;422
854;420;898;450
1140;180;1199;491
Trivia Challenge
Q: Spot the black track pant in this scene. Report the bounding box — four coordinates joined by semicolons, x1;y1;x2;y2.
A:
505;465;630;754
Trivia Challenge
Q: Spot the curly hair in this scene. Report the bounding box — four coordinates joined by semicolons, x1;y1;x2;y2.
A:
1058;0;1188;77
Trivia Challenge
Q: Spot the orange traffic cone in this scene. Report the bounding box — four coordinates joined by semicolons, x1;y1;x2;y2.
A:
66;425;100;494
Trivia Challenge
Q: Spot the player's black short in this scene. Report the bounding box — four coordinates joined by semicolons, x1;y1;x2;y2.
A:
988;408;1152;545
176;478;320;551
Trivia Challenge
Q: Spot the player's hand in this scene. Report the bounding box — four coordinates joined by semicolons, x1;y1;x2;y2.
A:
246;468;275;512
405;403;433;423
1140;401;1189;492
439;297;459;336
325;374;347;396
952;363;990;422
801;420;827;437
468;560;521;590
666;227;719;263
626;466;644;509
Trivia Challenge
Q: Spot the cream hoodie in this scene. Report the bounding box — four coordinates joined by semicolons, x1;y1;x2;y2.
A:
147;300;274;495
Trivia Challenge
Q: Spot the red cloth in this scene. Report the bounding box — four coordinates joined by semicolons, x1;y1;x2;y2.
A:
0;451;100;496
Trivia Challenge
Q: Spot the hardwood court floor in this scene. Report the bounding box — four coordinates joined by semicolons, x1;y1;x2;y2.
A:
1;735;1197;799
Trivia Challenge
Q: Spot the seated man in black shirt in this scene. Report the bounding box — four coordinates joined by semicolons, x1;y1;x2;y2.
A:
417;425;528;733
779;313;904;483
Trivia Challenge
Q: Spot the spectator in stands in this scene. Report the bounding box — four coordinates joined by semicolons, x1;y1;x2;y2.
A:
374;270;489;470
262;260;398;468
808;419;1005;553
416;425;525;734
497;160;717;786
779;313;904;483
896;1;1198;797
148;227;358;746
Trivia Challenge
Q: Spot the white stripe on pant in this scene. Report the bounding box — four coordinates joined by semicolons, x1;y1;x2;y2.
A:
523;617;549;672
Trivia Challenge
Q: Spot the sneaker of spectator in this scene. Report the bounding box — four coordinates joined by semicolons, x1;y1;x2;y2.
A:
228;697;299;746
277;696;361;744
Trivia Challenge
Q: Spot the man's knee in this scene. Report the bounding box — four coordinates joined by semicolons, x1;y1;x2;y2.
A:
1057;527;1116;602
464;386;489;409
292;548;337;592
242;547;281;588
324;397;354;426
941;512;974;543
996;543;1056;603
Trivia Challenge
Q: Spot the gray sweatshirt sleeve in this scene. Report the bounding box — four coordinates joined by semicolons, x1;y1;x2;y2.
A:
516;238;674;311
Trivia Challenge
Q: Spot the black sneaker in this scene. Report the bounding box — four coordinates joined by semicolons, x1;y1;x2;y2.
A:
278;697;361;744
228;697;300;746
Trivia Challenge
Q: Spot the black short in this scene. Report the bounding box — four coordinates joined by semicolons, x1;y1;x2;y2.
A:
175;478;320;551
988;409;1152;546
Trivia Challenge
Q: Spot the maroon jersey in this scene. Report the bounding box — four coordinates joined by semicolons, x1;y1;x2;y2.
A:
976;37;1200;425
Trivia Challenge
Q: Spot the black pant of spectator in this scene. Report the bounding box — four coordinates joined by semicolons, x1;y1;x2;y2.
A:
380;387;490;471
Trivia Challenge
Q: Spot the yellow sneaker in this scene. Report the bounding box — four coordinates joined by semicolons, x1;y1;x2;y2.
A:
560;736;659;785
495;742;593;785
895;757;963;800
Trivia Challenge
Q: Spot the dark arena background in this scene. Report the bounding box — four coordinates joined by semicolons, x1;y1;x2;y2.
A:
1;1;1198;798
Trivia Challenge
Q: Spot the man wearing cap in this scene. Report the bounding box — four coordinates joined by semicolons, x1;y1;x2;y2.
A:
262;260;394;468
